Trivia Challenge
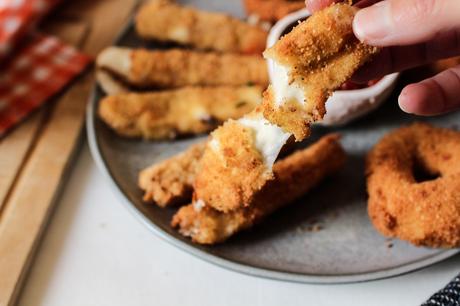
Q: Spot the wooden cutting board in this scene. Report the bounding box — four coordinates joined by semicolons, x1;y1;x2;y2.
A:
0;1;139;305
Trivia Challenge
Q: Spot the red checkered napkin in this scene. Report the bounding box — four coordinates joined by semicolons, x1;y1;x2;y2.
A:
0;0;91;137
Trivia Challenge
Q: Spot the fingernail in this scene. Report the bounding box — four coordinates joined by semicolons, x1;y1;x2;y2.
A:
353;2;391;43
398;89;413;114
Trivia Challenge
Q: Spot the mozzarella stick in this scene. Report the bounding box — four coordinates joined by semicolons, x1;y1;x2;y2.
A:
98;86;262;139
96;47;269;90
139;142;206;207
172;134;346;244
262;3;378;140
194;108;290;212
193;4;377;213
135;0;268;54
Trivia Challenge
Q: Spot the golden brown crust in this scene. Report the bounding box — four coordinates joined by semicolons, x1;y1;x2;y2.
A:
135;0;268;54
243;0;305;22
98;86;262;139
263;3;378;139
172;134;346;244
128;49;268;89
194;119;271;213
139;142;207;207
366;123;460;248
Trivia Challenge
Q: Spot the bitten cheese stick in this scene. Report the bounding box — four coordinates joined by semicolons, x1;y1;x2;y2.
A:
96;47;269;90
98;86;262;139
193;4;377;213
194;108;290;212
139;142;206;207
172;134;346;244
135;0;268;54
262;3;378;140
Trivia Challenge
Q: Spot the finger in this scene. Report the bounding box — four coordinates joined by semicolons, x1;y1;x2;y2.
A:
352;29;460;82
398;65;460;115
305;0;336;12
353;0;460;46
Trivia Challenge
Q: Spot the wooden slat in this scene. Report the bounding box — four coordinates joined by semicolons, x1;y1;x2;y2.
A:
0;111;45;212
0;1;138;305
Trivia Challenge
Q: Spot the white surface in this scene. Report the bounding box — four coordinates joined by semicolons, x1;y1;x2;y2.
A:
19;141;460;306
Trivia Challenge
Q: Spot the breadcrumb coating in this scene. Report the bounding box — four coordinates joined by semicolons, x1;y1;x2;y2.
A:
98;86;262;139
366;123;460;248
139;142;206;207
135;0;268;54
173;134;346;244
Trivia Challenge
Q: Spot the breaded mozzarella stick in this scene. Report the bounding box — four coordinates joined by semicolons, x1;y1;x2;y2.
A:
263;4;378;140
194;108;290;212
135;0;268;54
172;134;346;244
98;86;262;139
193;4;377;213
96;47;269;90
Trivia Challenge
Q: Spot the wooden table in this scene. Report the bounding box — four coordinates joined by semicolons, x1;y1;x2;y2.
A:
0;1;138;305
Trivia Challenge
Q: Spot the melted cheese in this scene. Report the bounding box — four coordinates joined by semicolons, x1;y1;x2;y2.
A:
238;115;290;168
271;62;305;107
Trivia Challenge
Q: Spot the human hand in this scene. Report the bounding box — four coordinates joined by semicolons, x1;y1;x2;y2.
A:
305;0;460;116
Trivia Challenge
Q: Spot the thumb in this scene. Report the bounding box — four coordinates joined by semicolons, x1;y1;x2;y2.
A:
398;65;460;116
353;0;460;46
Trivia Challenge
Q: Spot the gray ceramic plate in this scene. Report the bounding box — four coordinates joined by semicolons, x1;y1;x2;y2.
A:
86;0;459;283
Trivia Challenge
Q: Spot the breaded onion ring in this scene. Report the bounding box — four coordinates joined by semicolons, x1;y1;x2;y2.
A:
366;123;460;248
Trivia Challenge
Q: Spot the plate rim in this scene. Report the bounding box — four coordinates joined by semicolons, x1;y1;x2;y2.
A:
86;15;460;283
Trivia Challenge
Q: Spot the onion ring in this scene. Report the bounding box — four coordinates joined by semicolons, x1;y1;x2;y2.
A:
366;123;460;248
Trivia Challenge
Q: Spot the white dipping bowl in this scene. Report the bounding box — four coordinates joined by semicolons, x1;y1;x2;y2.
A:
266;9;399;126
